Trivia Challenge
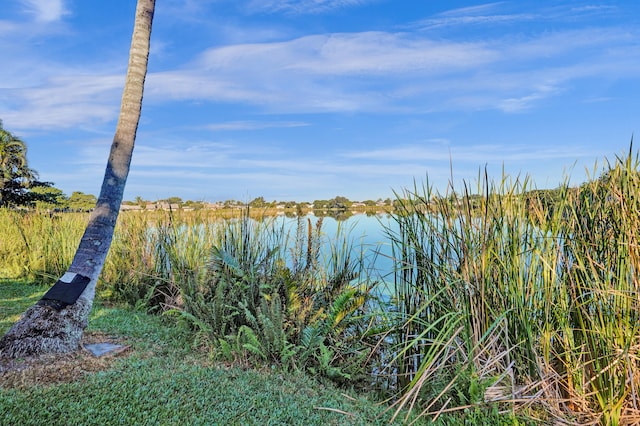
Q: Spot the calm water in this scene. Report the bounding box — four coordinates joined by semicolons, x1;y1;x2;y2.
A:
274;212;397;282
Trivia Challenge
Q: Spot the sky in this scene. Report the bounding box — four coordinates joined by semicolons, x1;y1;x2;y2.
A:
1;0;639;203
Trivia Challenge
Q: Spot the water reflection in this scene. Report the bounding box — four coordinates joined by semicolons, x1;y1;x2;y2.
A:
273;212;396;283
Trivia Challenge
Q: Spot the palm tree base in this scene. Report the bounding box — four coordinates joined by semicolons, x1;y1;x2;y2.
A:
0;298;91;358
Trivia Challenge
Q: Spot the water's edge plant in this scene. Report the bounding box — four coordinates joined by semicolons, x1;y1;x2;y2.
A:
383;146;640;425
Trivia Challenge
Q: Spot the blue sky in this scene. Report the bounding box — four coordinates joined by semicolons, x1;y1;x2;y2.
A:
1;0;639;202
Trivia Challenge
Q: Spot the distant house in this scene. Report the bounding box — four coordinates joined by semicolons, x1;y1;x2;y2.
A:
144;202;180;211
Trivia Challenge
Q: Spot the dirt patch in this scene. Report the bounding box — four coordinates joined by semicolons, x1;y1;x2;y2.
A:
0;332;130;389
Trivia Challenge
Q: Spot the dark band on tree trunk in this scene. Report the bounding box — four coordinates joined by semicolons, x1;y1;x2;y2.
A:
37;273;91;311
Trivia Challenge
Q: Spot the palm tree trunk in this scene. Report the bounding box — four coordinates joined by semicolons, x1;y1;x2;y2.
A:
0;0;155;358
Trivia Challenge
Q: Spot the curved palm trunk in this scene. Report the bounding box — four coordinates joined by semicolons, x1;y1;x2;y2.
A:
0;0;155;358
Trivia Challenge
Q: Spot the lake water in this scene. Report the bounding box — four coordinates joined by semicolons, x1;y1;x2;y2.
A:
273;212;397;282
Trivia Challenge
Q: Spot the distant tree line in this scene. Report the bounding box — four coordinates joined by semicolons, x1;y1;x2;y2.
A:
121;195;396;211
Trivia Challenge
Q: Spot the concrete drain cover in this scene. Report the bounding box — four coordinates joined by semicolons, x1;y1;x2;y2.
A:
84;342;128;357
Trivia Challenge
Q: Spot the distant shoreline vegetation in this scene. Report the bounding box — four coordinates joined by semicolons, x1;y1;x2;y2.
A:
119;195;395;215
117;188;564;217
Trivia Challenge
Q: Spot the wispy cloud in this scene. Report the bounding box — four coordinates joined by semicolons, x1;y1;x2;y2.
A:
282;32;496;74
5;16;639;132
570;5;618;14
121;147;446;200
2;74;124;129
413;2;622;32
117;141;591;201
146;32;498;112
245;0;373;15
0;21;20;36
206;120;309;131
497;85;560;113
0;0;640;141
418;13;535;30
438;2;506;17
143;24;639;114
20;0;68;23
411;2;534;30
342;143;597;163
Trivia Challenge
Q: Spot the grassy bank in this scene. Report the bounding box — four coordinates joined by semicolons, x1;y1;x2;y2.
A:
0;280;408;426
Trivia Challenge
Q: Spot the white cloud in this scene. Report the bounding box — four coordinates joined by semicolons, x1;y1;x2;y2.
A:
5;19;639;132
195;32;496;76
416;13;535;30
245;0;373;15
412;2;534;30
438;2;506;17
342;143;596;163
1;74;124;129
4;1;639;138
0;20;20;35
20;0;67;23
286;32;497;74
206;120;309;130
569;5;618;14
413;2;623;33
497;88;557;113
141;25;640;115
145;32;498;112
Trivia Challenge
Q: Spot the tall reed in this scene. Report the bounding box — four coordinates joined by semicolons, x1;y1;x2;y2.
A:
0;209;87;281
384;147;640;425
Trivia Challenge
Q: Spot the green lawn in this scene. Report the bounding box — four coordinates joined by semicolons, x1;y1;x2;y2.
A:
0;279;49;334
0;280;412;425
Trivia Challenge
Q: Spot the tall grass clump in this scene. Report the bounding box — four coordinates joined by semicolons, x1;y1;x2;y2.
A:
383;146;640;425
102;210;188;307
548;150;640;425
0;210;87;281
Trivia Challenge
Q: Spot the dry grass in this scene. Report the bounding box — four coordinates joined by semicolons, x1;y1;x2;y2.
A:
0;331;130;389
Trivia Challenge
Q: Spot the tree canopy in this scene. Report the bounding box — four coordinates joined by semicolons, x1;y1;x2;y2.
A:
0;120;56;208
67;191;98;211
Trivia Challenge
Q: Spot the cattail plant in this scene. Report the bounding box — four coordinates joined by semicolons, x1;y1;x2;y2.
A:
383;146;640;425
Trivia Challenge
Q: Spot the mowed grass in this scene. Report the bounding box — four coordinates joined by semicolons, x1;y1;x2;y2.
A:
0;280;415;426
0;279;49;333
